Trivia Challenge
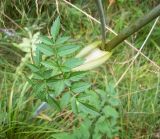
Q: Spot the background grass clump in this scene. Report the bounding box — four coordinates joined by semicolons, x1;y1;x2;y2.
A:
0;0;160;139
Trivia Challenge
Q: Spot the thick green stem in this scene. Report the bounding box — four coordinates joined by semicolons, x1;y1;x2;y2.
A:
105;4;160;51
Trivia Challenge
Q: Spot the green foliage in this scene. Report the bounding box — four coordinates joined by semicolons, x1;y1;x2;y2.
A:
51;84;120;139
71;81;91;93
57;45;81;56
64;58;84;69
51;16;61;42
1;1;159;139
27;17;99;115
37;43;54;56
27;17;121;139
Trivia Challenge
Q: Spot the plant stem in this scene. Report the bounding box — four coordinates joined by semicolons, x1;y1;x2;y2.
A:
105;4;160;51
95;0;107;49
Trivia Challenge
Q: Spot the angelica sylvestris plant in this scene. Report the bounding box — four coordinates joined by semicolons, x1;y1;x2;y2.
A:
27;17;119;139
